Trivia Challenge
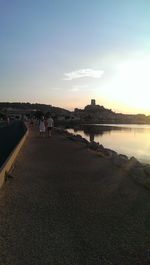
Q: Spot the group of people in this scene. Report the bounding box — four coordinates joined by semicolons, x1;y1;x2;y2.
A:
39;115;54;137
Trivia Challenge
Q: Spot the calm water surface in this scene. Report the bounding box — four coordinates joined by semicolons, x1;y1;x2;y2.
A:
67;124;150;164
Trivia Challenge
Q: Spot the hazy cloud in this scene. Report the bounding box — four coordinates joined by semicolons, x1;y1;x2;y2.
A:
63;69;104;80
51;87;61;90
69;87;80;92
73;85;88;89
68;85;89;92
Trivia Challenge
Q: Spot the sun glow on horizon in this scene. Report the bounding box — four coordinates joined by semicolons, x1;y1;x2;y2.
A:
108;55;150;113
60;53;150;115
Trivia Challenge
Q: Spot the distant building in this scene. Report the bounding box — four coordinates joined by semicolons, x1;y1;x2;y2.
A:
5;108;33;121
91;99;96;106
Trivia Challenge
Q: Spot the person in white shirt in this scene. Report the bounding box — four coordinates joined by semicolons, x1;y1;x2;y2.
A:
46;116;54;137
39;116;46;136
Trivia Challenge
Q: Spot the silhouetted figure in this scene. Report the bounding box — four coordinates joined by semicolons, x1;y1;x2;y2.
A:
39;116;45;137
46;116;54;137
7;117;10;124
90;133;94;142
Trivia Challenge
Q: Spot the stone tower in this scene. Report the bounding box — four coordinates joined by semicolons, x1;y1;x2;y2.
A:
91;99;96;106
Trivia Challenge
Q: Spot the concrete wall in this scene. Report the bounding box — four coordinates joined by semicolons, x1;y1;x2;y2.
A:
0;121;28;188
0;121;27;167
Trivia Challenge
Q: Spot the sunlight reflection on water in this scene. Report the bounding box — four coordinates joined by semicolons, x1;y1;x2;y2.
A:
67;124;150;164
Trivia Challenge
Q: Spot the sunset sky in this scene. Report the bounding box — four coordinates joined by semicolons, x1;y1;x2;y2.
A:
1;0;150;114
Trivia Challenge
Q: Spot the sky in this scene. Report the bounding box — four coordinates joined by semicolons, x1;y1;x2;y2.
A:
1;0;150;114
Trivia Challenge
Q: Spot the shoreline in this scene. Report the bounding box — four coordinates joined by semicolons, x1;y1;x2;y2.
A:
55;127;150;190
64;123;150;165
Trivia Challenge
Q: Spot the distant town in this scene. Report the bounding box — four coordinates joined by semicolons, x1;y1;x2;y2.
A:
0;100;150;124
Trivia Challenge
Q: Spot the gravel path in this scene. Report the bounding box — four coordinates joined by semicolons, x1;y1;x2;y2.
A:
0;127;150;265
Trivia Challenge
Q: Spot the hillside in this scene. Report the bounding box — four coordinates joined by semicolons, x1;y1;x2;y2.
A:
74;104;150;124
0;102;71;118
1;101;150;124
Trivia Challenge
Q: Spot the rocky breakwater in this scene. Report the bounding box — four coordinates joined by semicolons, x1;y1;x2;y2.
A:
55;127;150;190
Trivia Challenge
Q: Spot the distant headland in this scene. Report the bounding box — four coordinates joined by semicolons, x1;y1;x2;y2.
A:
0;100;150;124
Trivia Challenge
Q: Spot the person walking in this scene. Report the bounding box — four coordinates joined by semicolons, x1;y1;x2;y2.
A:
46;115;54;137
39;116;46;136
